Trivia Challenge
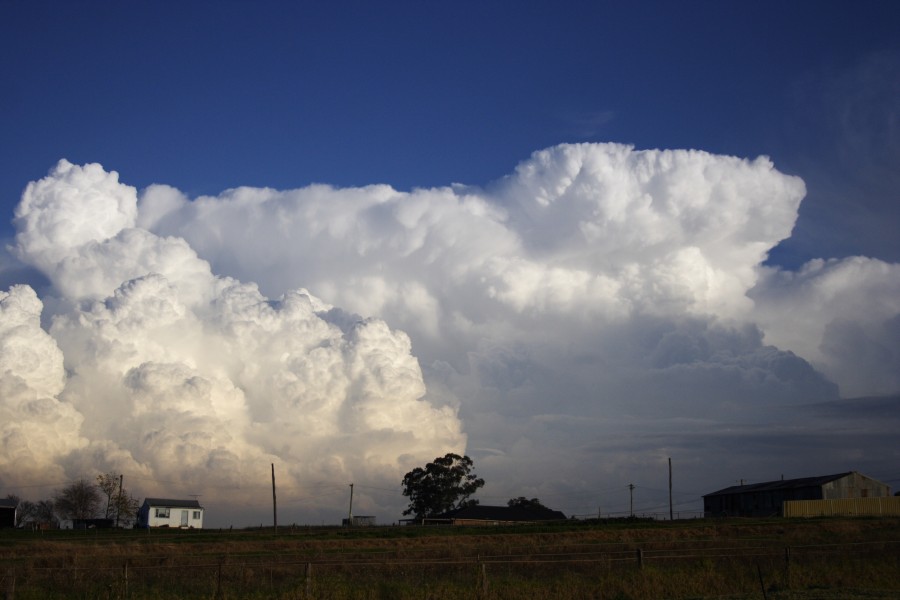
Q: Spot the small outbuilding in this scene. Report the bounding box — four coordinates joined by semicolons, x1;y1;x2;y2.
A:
342;515;376;527
703;471;891;518
428;504;567;526
0;498;16;528
137;498;204;529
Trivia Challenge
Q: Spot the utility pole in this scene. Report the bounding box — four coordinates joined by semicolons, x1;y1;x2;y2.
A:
628;483;635;517
116;474;124;528
271;463;277;534
668;457;673;521
347;483;354;526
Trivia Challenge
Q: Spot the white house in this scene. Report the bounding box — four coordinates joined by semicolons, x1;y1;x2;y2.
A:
137;498;204;529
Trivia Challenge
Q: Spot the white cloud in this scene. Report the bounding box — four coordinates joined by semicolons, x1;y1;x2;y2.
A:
4;161;465;520
0;285;84;484
3;144;898;522
751;257;900;397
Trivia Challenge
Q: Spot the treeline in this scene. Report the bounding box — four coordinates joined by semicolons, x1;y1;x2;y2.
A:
6;472;140;528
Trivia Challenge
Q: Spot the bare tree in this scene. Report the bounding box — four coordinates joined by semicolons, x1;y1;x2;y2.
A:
54;479;101;521
96;472;140;526
111;490;141;527
96;472;120;519
15;499;37;527
35;499;57;529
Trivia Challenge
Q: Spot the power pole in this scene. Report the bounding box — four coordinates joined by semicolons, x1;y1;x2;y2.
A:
347;483;354;526
271;463;277;534
116;474;124;528
628;483;635;517
668;457;673;521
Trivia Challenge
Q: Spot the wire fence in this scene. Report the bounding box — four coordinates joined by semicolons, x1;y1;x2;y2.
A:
3;537;899;599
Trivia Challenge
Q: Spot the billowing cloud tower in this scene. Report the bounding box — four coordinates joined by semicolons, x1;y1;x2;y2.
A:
5;159;465;521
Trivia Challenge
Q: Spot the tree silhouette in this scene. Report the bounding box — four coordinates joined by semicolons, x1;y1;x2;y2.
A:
35;499;57;528
401;453;484;519
54;479;101;520
507;496;548;510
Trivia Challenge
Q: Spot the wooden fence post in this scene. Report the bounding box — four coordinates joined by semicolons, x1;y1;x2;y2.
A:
123;560;128;599
636;549;643;570
756;563;768;600
4;568;14;600
305;562;312;599
784;547;791;589
214;561;225;600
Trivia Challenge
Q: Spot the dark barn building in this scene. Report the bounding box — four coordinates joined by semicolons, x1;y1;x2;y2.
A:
703;471;891;518
0;498;17;528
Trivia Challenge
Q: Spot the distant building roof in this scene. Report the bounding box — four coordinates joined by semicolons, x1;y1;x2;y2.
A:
436;504;566;522
703;472;855;497
142;498;202;508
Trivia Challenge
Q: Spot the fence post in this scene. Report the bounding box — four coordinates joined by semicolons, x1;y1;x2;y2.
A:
123;561;128;599
784;547;791;589
757;563;768;600
214;561;225;600
4;568;14;600
305;562;312;599
636;549;643;570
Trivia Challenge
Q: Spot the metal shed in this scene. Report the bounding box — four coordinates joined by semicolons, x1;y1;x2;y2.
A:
703;471;891;518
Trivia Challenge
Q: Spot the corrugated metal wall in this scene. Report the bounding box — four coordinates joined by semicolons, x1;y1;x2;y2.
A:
783;497;900;517
821;472;891;500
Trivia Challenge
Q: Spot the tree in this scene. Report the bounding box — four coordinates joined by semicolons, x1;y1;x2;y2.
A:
96;472;140;526
96;472;120;519
34;499;57;528
111;490;141;527
401;453;484;519
54;479;101;520
15;499;37;528
507;497;548;510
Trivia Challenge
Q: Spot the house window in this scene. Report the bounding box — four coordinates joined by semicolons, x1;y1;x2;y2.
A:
861;489;868;498
155;508;170;518
193;511;201;520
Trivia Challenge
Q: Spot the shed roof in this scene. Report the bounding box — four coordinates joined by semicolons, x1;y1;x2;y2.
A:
142;498;202;508
703;472;854;498
436;504;566;522
0;499;17;509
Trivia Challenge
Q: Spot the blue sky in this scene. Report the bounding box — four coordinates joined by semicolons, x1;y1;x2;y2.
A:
1;2;899;524
3;1;898;266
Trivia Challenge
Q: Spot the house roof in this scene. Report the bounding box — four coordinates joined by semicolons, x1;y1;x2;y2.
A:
703;472;855;498
142;498;202;508
436;504;566;522
0;499;17;509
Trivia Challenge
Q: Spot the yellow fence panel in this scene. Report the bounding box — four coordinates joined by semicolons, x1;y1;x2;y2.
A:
783;497;900;518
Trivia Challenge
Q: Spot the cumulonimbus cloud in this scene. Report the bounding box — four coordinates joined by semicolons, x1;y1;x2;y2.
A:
3;144;898;521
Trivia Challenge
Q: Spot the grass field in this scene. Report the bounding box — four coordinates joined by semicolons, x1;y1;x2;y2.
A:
1;517;899;599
